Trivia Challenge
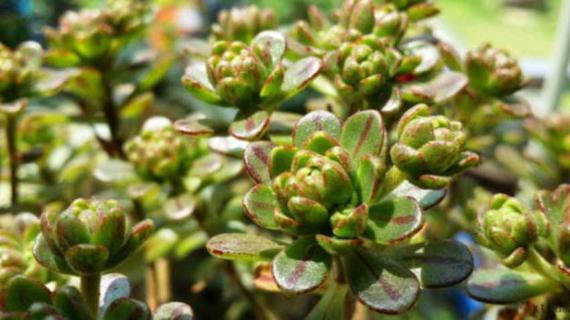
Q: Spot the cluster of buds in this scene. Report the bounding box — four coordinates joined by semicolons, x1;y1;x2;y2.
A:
536;185;570;269
44;0;152;67
212;6;278;43
0;42;43;103
383;0;440;21
466;43;524;97
391;104;479;189
125;122;204;183
183;31;321;116
479;194;545;267
525;113;570;171
34;199;153;276
0;214;52;286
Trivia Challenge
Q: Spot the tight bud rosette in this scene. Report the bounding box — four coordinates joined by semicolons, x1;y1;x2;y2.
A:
183;31;321;117
466;43;524;97
212;6;278;43
525;113;570;171
391;104;479;189
0;42;43;103
125;122;204;182
33;199;153;275
480;194;543;267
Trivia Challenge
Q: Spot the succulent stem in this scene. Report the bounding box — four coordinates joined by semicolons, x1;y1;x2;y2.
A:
81;273;101;319
526;247;566;289
5;115;19;206
101;74;126;160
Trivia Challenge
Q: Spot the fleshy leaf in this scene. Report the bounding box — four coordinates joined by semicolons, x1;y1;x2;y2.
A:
244;141;274;183
343;250;419;314
33;234;74;274
396;241;473;288
145;229;179;262
207;136;249;157
53;286;91;320
229;111;271;141
206;233;282;261
467;268;554;304
163;195;196;222
3;276;51;312
243;184;280;230
272;237;331;294
153;302;194;320
64;244;109;275
340;110;385;161
174;118;216;137
293;111;341;148
357;155;386;204
102;297;151;320
252;31;286;66
364;196;423;244
98;273;131;318
282;57;322;94
392;180;446;209
182;63;222;104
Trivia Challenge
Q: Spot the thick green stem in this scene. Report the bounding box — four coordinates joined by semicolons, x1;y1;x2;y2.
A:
101;76;126;160
6;115;19;206
80;274;101;319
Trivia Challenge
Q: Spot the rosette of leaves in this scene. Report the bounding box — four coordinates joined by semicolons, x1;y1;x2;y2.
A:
212;6;278;43
207;110;473;315
467;185;570;305
390;104;479;189
525;113;570;172
125;123;206;183
43;0;152;67
0;213;56;286
0;274;194;320
181;31;321;140
33;198;154;276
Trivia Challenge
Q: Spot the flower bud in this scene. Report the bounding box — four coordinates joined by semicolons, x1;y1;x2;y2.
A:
391;104;479;189
466;43;524;97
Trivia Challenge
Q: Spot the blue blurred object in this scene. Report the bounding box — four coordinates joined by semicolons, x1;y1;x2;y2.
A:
16;0;33;15
452;232;485;318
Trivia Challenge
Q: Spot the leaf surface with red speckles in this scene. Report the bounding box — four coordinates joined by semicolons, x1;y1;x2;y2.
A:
363;196;423;244
206;233;282;261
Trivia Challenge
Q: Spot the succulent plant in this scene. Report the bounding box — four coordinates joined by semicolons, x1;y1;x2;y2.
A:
125;123;205;183
466;43;524;97
182;31;321;117
391;104;479;189
207;110;473;314
383;0;440;21
33;198;153;276
479;194;545;267
526;113;570;171
212;6;278;43
0;41;45;105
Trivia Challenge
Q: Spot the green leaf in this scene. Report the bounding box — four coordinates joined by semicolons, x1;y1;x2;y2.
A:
357;155;386;204
343;250;419;314
293;111;341;148
153;302;194;320
396;241;473;288
363;196;423;244
467;268;554;304
340;110;385;161
163;195;196;222
145;229;179;262
3;276;51;312
64;244;109;275
102;297;151;320
282;57;322;94
392;180;446;210
137;55;174;92
206;233;282;261
182;63;222;104
99;273;131;317
33;234;74;274
107;220;154;268
402;72;467;104
306;283;349;320
207;136;249;157
252;31;286;66
272;237;331;294
174;117;216;137
53;286;91;320
94;160;136;184
243;184;280;230
28;302;64;319
121;93;154;119
229;111;271;141
244;141;274;183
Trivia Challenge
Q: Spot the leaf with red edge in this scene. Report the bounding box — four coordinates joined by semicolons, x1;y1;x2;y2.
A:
244;141;274;183
467;268;554;304
3;276;51;312
402;72;467;103
392;180;447;210
181;63;222;105
254;263;280;292
282;57;322;95
174;118;215;137
207;136;249;157
363;196;423;244
340;110;385;161
272;237;331;294
206;233;282;261
293;111;341;148
102;297;151;320
252;31;286;66
154;302;194;320
229;111;271;141
343;249;419;314
243;184;280;230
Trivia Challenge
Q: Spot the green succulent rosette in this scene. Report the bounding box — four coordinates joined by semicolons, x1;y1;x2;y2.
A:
479;194;545;268
212;6;278;43
182;31;321;117
0;213;56;286
0;42;43;104
207;110;473;314
466;43;524;97
33;199;154;276
525;113;570;171
125;123;205;183
391;104;479;189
